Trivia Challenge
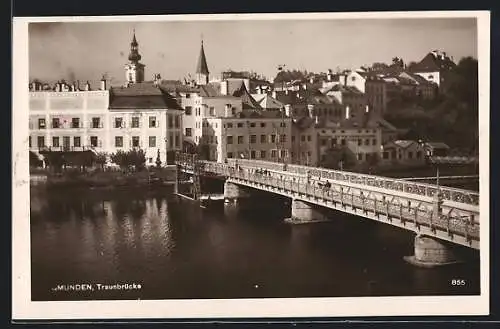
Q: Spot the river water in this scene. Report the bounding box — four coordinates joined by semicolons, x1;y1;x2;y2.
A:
30;186;480;301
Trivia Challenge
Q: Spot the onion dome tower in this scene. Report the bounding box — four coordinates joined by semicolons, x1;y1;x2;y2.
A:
124;30;145;84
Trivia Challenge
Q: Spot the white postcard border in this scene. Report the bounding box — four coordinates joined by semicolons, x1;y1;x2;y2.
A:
12;11;491;320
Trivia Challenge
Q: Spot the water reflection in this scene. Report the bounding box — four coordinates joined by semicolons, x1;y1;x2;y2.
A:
30;186;480;301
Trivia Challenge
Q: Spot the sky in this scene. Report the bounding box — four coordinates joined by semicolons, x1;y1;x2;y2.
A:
29;17;477;87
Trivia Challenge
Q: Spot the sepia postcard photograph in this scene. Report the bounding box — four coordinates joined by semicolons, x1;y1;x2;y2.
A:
12;11;490;320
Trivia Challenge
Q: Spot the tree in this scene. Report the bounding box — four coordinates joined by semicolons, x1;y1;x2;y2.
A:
128;149;146;171
94;152;108;170
110;150;129;171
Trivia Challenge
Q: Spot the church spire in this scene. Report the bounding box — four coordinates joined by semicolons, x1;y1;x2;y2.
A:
195;39;209;85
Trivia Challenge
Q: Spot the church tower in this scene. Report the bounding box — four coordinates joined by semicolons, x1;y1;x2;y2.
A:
124;30;145;84
195;40;209;86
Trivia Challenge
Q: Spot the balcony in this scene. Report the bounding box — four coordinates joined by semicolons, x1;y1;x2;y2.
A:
36;146;99;153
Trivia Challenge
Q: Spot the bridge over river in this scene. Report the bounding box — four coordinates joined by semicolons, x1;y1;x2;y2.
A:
175;155;481;267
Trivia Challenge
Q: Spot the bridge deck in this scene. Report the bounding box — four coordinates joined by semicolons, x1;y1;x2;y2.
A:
175;157;480;249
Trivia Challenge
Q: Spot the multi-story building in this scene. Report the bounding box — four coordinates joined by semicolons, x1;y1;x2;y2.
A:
343;70;387;117
29;32;184;167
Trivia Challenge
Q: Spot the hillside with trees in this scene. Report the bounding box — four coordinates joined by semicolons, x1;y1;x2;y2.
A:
384;56;478;155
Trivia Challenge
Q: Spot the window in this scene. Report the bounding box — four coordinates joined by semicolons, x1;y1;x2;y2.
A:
74;136;81;147
365;139;370;146
321;139;327;146
29;136;31;148
271;150;277;158
71;118;80;128
331;138;337;145
383;151;389;159
260;150;266;158
52;118;60;129
231;108;236;116
250;151;256;159
408;151;413;159
280;150;286;158
341;139;346;146
90;136;98;147
301;135;306;142
147;136;156;147
114;117;123;128
175;134;180;147
132;136;140;148
357;153;363;161
227;152;233;158
185;106;192;115
131;116;140;128
149;157;153;164
185;93;191;98
237;123;243;128
280;122;286;127
209;107;215;116
250;135;257;144
271;134;276;143
38;118;46;129
185;128;192;137
52;136;59;147
260;135;266;143
237;136;244;144
175;116;180;128
372;138;377;145
280;134;287;143
250;122;256;128
168;115;173;128
92;117;100;128
37;136;45;148
227;136;233;144
292;136;296;142
358;139;362;146
114;136;123;147
260;122;266;128
226;123;233;128
169;134;174;148
307;135;311;142
149;116;157;128
417;151;422;159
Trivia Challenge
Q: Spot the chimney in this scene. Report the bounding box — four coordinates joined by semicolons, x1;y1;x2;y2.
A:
365;104;369;113
224;104;232;117
307;104;315;118
315;115;319;125
72;82;77;92
220;80;228;95
85;81;91;91
100;77;107;90
327;73;332;81
345;105;350;120
284;104;292;117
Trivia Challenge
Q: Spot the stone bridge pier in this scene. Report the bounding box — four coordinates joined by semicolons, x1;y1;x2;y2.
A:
290;199;329;223
405;234;459;267
224;181;251;204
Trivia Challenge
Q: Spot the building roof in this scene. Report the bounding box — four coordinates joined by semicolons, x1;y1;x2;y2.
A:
232;82;263;110
109;82;182;110
196;41;210;75
326;84;363;94
424;142;450;150
384;140;417;149
410;51;456;73
251;94;284;109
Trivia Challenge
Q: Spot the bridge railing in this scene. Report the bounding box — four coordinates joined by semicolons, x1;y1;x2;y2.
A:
227;169;479;245
212;159;479;206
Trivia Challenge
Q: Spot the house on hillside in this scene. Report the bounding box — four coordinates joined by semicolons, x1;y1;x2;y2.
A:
380;140;426;166
423;142;450;157
410;50;456;89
